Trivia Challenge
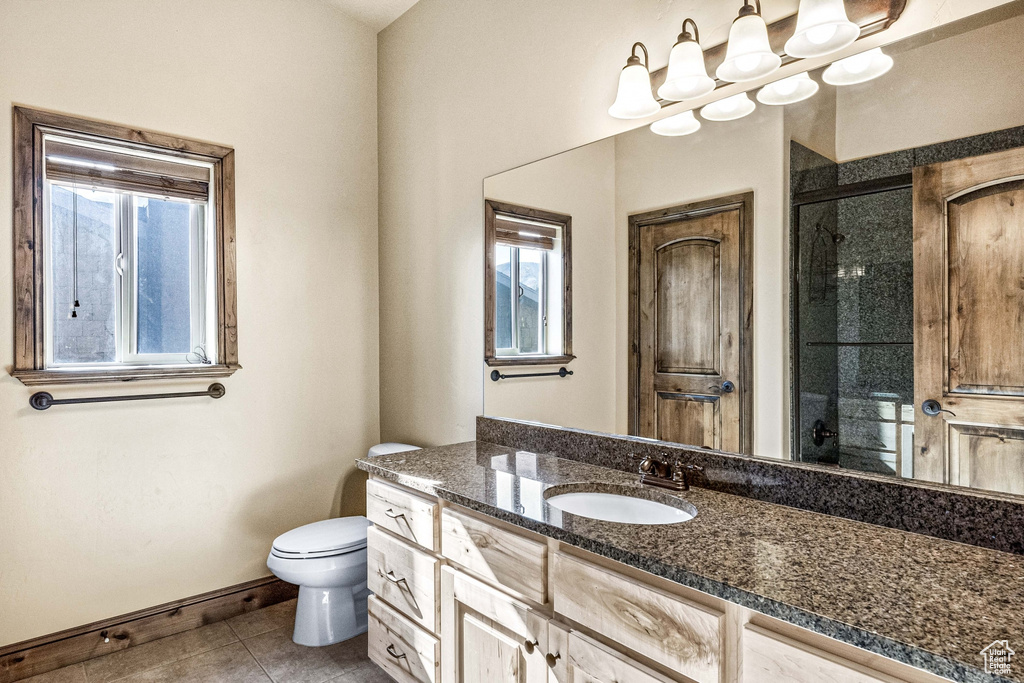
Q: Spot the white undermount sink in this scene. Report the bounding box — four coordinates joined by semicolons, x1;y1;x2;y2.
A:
544;485;695;525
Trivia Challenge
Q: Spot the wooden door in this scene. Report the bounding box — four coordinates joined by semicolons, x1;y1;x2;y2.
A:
914;147;1024;494
630;193;753;453
440;567;548;683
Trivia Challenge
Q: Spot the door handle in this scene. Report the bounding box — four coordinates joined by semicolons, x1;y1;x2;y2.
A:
386;644;407;660
710;380;735;394
921;399;956;417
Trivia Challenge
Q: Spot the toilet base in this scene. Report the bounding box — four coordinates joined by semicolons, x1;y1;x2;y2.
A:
293;583;369;647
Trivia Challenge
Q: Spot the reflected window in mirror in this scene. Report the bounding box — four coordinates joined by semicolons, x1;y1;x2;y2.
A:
484;200;573;366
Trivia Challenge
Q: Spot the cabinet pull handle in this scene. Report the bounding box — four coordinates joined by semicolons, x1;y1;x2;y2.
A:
546;651;561;667
384;508;407;520
380;570;409;589
386;644;407;660
523;639;538;654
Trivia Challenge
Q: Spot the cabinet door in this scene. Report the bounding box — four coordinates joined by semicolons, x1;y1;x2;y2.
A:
547;621;680;683
441;566;548;683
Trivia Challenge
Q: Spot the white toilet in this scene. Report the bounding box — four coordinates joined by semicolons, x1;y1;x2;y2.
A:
267;443;420;647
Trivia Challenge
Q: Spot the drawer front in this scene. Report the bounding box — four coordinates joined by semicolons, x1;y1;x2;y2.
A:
367;479;439;551
367;525;439;633
552;553;723;683
369;595;440;683
742;625;898;683
441;508;548;604
567;630;679;683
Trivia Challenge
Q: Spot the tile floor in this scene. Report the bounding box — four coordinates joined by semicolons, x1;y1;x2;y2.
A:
21;600;393;683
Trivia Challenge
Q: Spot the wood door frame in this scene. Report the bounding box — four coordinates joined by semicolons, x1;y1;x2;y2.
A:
628;192;754;454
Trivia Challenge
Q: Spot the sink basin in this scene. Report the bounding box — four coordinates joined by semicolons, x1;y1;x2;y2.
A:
543;484;695;525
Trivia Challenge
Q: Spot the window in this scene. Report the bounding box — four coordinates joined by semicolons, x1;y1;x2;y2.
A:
485;200;572;366
13;107;238;385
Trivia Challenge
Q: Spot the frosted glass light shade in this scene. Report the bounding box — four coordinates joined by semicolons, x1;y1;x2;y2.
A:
785;0;860;58
651;110;702;137
757;72;819;105
609;62;661;119
700;92;756;121
822;47;893;85
717;13;781;82
658;39;716;101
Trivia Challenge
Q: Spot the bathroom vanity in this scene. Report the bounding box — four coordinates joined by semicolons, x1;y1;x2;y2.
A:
358;439;1023;683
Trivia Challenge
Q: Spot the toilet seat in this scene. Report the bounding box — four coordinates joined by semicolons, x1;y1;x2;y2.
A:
271;517;370;560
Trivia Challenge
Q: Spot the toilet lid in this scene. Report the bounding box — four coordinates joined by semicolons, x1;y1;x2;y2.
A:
271;517;370;559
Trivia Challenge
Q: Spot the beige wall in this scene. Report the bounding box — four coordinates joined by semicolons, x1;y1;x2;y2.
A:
484;140;618;432
378;0;1014;450
836;10;1024;161
0;0;379;645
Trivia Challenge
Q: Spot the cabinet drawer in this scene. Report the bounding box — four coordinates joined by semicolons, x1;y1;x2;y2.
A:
367;525;439;633
743;625;901;683
552;552;723;683
369;595;440;683
441;507;548;604
367;479;439;552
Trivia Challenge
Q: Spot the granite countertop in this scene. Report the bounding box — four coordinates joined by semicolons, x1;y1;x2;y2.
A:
357;441;1024;683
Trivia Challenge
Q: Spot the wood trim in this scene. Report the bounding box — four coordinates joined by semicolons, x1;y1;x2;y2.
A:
648;0;908;105
10;106;239;386
628;193;754;455
0;577;296;683
484;199;572;367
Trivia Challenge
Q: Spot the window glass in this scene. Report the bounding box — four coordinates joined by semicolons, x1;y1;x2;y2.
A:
517;247;544;354
135;197;194;355
495;244;513;349
50;185;118;364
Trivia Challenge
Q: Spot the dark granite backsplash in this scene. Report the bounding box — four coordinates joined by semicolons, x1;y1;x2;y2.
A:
477;416;1024;555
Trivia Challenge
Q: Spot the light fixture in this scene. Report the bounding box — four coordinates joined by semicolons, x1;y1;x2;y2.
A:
609;42;661;119
717;0;782;83
757;72;819;105
700;92;756;121
822;47;893;85
650;110;702;137
785;0;860;58
658;19;716;102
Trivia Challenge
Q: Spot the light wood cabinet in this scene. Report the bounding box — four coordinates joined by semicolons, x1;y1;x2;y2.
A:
440;566;548;683
547;621;682;683
367;525;440;633
552;552;723;683
367;479;439;551
441;507;548;604
368;478;952;683
368;596;440;683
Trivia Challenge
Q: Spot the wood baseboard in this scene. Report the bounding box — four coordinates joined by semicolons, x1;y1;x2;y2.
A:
0;576;298;683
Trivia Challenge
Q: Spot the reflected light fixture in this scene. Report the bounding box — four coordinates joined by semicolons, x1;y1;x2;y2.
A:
658;19;716;102
700;92;756;121
757;72;819;105
650;110;702;137
822;47;893;85
785;0;860;58
609;42;661;119
717;0;782;83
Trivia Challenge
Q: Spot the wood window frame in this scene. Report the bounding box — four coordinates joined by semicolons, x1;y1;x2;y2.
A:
11;106;239;386
484;199;574;367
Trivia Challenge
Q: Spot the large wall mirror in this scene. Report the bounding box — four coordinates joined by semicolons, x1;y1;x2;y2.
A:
482;1;1024;498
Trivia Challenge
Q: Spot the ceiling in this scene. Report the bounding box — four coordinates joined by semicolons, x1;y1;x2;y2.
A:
326;0;420;31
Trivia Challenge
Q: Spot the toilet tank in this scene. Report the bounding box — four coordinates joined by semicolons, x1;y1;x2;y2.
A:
367;442;420;458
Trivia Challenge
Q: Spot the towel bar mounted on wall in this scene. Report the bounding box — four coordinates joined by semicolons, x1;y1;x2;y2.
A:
29;383;226;411
490;367;573;382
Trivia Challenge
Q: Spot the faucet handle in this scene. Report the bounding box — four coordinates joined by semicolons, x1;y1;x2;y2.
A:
630;453;656;474
671;461;705;489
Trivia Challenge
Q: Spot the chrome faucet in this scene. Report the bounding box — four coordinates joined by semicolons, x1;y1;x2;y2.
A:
631;453;704;491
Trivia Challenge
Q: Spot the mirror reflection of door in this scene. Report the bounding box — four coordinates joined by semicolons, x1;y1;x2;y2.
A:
629;193;753;454
914;147;1024;495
